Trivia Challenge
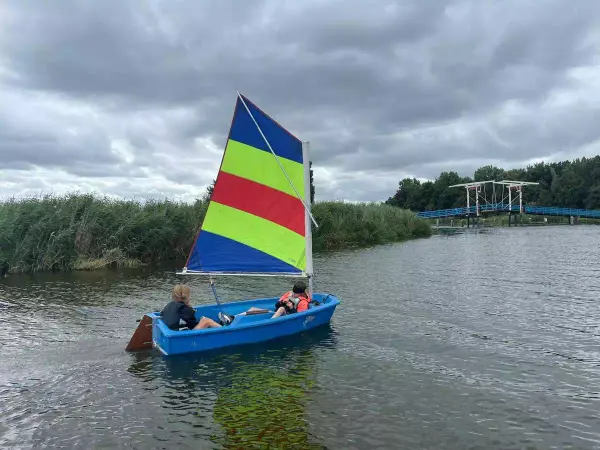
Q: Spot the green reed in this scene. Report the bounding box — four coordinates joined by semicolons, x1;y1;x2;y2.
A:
311;201;431;250
0;194;430;274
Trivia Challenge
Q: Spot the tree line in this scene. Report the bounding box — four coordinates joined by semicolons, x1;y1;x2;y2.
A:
386;156;600;212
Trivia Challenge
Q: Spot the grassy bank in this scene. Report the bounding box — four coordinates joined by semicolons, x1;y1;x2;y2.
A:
0;194;431;274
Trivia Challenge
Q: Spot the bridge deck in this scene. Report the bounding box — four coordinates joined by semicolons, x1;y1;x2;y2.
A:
416;203;600;219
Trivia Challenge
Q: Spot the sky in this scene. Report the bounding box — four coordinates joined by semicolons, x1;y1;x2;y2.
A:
1;0;600;204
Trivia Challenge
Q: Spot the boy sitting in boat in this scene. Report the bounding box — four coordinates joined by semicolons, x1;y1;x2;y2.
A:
272;280;311;318
236;281;311;321
161;284;222;330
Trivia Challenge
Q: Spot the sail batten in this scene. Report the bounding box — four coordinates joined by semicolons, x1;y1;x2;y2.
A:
183;94;311;275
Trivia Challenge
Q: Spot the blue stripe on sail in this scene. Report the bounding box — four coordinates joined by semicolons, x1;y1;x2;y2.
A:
186;231;302;274
229;96;303;164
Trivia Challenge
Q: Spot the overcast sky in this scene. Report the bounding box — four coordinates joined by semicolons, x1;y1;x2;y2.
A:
1;1;600;203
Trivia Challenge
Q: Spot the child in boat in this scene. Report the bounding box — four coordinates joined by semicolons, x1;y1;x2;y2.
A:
240;280;311;320
272;280;311;318
161;284;221;330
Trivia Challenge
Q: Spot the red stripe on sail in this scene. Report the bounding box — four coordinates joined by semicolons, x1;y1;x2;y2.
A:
211;172;305;236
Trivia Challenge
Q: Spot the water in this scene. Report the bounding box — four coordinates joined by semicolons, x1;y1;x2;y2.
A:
1;226;600;449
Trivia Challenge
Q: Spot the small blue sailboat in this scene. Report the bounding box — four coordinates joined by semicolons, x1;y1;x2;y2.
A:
126;93;340;356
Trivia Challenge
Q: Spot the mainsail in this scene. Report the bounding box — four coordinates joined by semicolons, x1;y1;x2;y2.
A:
181;93;315;277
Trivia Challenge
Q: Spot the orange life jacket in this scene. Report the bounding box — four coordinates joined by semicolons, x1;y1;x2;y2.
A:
278;291;310;313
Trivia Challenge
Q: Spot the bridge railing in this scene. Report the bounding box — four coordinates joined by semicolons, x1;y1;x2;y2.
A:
523;206;600;218
416;203;600;219
416;206;475;218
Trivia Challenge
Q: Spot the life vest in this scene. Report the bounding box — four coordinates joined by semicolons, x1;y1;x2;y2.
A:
278;291;310;313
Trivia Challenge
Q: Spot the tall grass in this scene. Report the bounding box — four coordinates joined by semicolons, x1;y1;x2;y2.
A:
311;201;431;250
0;194;430;274
0;193;207;274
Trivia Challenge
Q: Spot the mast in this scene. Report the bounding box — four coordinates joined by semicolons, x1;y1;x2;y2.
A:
302;141;314;297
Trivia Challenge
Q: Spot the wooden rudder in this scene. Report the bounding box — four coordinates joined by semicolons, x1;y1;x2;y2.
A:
125;315;153;352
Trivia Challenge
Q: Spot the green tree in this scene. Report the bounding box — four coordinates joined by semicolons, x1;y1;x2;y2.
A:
585;185;600;209
433;171;468;209
201;179;216;203
387;156;600;212
386;178;423;210
474;165;505;182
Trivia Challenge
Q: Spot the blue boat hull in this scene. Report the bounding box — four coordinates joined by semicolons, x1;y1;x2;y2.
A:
147;293;340;356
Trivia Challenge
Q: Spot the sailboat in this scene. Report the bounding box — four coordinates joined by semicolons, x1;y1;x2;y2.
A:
126;93;340;356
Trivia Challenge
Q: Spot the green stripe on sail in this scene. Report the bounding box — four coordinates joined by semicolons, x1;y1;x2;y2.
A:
220;139;305;200
202;201;306;271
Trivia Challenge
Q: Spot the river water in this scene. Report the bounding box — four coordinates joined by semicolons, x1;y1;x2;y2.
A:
1;226;600;449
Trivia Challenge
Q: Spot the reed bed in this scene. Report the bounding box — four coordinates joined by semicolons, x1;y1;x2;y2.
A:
0;194;430;274
311;201;431;250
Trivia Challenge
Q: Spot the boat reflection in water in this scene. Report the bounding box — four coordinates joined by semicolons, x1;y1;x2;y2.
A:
127;324;338;449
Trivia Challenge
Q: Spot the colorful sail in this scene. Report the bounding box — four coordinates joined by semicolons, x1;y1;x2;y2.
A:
183;94;310;275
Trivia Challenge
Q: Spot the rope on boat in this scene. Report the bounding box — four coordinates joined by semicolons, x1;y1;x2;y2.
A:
209;277;226;314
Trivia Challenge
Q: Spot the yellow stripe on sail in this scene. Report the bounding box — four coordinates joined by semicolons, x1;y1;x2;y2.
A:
220;139;305;200
201;201;306;271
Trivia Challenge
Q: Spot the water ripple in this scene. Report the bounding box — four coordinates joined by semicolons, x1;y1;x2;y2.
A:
2;227;600;448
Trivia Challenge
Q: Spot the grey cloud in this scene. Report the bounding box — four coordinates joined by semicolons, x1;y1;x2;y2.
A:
65;164;148;179
334;96;600;176
1;0;600;203
0;115;119;170
6;0;590;119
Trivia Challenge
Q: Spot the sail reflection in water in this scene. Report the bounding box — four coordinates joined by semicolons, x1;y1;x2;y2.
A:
126;325;338;448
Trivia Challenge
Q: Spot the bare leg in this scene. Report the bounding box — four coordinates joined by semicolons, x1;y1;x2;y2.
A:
192;316;222;329
271;306;287;319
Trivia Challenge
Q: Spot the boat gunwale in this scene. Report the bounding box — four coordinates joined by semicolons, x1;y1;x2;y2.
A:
148;293;340;339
